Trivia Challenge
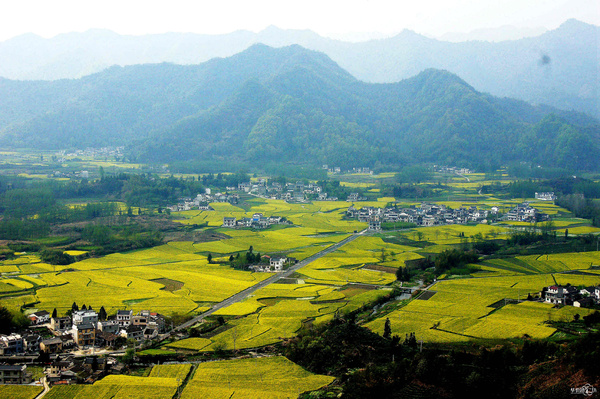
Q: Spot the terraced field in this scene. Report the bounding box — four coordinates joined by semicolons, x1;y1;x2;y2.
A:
1;241;271;315
1;194;597;354
367;273;599;342
180;356;334;399
168;281;391;351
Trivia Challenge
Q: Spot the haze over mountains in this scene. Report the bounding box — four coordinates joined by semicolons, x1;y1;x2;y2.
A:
0;44;597;171
0;19;598;119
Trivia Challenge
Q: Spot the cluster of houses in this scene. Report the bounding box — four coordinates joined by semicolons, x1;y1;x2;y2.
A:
346;202;549;230
322;165;372;174
56;146;124;163
434;165;472;175
535;192;557;201
347;202;495;230
222;213;290;229
169;190;240;212
0;307;170;387
504;202;550;223
238;180;328;202
44;354;126;385
0;354;127;386
542;284;600;308
0;308;169;359
48;170;90;179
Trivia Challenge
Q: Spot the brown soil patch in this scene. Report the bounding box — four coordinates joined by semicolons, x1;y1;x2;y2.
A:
363;264;397;274
150;278;184;292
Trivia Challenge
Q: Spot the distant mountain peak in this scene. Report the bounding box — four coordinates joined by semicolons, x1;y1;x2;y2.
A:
552;18;598;35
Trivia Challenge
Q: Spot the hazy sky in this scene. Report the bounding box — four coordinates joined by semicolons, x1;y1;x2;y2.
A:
1;0;598;41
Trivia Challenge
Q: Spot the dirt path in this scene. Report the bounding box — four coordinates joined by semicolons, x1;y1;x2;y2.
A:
34;376;49;399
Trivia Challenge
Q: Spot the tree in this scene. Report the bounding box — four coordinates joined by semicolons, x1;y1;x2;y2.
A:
565;228;569;238
72;302;79;312
0;306;13;334
122;348;135;365
229;255;234;262
404;332;417;348
383;318;392;339
99;306;107;321
379;248;388;263
52;308;57;318
207;253;212;264
81;304;87;311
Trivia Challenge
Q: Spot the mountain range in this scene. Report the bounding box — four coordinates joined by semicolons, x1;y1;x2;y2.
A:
0;19;597;119
0;44;598;171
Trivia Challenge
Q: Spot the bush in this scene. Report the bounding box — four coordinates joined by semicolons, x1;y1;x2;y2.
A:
39;248;75;265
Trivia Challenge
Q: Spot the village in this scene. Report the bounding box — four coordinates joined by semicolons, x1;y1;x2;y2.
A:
0;306;171;386
345;200;551;231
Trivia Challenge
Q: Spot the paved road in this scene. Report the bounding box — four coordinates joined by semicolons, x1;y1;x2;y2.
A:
173;230;367;332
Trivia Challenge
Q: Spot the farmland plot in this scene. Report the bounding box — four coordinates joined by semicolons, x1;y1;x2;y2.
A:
367;274;598;342
0;385;43;399
181;357;334;399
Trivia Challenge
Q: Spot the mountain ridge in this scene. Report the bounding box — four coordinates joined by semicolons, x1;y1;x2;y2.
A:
0;19;597;118
1;44;595;170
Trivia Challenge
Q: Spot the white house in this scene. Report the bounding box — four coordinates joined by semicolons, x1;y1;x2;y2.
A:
269;257;287;272
222;217;237;227
72;310;98;327
116;310;133;327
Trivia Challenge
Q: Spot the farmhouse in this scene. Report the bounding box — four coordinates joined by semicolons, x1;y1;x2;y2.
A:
116;310;133;327
269;257;287;272
50;316;71;333
368;216;382;231
72;323;96;347
0;334;24;355
40;337;63;354
0;364;32;384
504;202;547;223
72;309;98;326
222;217;237;227
543;285;579;305
97;320;120;335
28;310;50;325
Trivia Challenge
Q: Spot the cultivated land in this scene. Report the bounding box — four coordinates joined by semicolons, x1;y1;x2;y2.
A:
180;356;335;399
1;155;600;397
2;171;599;349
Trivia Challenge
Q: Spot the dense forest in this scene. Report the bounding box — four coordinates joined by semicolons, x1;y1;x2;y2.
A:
0;173;207;256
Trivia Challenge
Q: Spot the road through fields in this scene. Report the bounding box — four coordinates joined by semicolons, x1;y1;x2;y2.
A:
173;230;367;332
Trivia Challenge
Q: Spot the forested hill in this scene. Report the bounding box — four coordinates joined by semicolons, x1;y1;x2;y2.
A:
1;20;597;118
0;44;598;170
